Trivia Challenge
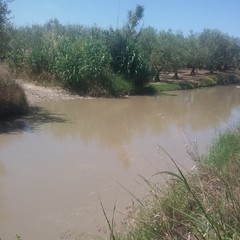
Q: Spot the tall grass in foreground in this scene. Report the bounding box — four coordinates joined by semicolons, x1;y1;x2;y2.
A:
108;130;240;240
0;65;29;118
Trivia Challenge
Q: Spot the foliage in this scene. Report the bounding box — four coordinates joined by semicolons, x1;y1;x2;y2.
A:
150;30;187;79
53;37;111;93
200;75;218;87
185;32;203;74
4;4;240;96
0;0;11;55
125;4;144;35
106;4;150;86
104;73;133;97
0;65;28;117
199;29;240;72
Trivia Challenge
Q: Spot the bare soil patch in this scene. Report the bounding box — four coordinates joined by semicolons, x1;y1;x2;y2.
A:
16;79;83;105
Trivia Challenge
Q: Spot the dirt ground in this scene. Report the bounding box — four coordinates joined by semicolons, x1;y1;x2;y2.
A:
16;79;83;105
159;68;240;82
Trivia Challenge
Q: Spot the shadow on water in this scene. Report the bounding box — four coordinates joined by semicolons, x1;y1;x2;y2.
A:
0;106;68;134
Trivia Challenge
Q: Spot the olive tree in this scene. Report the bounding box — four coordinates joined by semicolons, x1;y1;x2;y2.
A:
151;30;186;80
198;29;240;72
185;32;203;75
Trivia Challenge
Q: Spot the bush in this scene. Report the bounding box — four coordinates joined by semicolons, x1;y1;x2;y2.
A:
107;29;150;87
0;67;28;118
217;74;240;85
104;73;133;97
201;76;218;87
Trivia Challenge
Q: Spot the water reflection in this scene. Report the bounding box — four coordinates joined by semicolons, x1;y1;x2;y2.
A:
0;106;68;134
43;86;240;139
37;86;240;167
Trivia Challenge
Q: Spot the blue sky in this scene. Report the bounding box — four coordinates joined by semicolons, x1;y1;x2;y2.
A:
8;0;240;37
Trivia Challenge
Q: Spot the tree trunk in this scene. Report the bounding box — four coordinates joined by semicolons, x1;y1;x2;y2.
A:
173;72;179;79
191;66;196;75
154;66;163;82
154;72;160;82
209;65;214;74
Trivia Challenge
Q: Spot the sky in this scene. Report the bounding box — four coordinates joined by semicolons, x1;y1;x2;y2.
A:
8;0;240;37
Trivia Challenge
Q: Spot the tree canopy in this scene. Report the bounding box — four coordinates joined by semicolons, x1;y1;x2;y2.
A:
3;4;240;95
0;0;11;55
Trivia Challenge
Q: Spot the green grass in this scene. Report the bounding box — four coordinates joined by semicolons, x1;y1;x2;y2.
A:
104;73;133;97
204;130;240;167
139;73;240;96
140;82;182;95
140;81;196;95
110;129;240;240
0;67;29;118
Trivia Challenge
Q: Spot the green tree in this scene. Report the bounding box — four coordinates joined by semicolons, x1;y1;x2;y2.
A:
106;4;149;86
138;26;158;78
198;29;239;72
125;4;144;37
0;0;11;57
185;32;203;75
151;30;186;79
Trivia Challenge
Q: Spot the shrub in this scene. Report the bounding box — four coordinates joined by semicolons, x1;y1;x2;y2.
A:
106;29;150;87
178;81;195;89
201;75;218;87
104;73;133;97
217;74;240;85
0;67;28;118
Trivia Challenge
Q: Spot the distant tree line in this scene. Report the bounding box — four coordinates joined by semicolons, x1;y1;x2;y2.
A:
1;3;240;96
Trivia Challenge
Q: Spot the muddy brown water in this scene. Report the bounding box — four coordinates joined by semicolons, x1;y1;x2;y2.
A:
1;86;240;240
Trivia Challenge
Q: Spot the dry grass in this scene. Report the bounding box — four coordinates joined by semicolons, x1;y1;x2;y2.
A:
0;64;29;118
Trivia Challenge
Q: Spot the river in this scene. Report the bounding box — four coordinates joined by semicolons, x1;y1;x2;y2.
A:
0;86;240;240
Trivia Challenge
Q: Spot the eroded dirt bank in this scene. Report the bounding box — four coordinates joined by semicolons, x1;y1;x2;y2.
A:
16;79;83;105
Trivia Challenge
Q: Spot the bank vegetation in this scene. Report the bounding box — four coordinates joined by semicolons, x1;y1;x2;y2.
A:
1;3;240;97
107;129;240;240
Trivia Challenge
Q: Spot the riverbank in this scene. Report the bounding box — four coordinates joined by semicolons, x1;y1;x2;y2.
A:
2;65;240;120
13;69;240;102
0;64;84;118
113;129;240;240
141;69;240;95
16;78;84;105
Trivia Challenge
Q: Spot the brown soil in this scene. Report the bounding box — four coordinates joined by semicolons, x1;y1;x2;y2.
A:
16;79;84;105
